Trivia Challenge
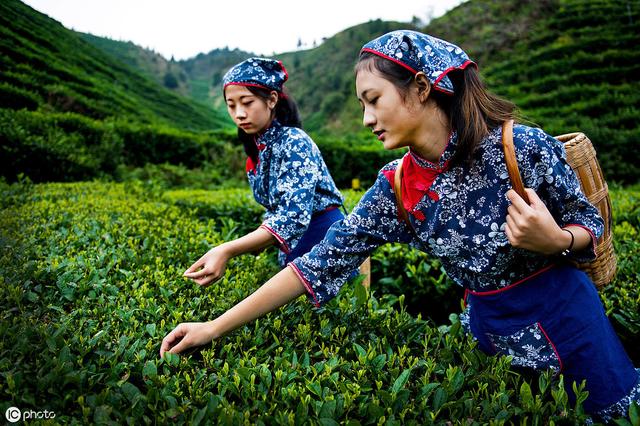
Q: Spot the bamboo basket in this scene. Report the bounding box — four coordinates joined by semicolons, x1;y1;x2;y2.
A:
555;132;617;288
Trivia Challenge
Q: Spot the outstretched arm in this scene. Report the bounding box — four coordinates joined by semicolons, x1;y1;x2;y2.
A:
184;227;276;287
160;266;306;357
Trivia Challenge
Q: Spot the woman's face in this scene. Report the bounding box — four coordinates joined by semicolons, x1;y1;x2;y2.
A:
356;69;425;151
224;85;276;134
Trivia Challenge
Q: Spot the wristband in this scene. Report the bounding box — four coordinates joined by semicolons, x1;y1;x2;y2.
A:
560;228;574;256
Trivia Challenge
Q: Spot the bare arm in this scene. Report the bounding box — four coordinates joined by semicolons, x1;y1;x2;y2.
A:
184;227;276;286
160;266;306;356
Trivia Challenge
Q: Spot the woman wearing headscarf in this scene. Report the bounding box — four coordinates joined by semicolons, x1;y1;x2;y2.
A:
164;33;639;422
183;58;345;284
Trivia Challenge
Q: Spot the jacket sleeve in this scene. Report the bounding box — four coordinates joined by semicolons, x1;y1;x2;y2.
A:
515;126;604;262
260;132;320;253
289;165;412;307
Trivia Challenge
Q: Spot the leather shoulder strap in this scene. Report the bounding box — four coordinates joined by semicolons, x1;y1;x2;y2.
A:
502;120;530;204
393;158;409;223
392;157;427;248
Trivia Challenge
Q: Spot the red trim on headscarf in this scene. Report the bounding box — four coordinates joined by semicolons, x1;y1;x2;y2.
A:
360;48;419;75
432;59;476;94
361;48;477;97
224;81;286;99
278;60;289;83
224;81;272;91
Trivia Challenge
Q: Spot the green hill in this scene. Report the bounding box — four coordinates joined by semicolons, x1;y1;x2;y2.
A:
0;0;228;131
79;34;250;110
78;33;193;99
2;0;639;184
423;0;640;183
278;20;416;134
476;0;640;183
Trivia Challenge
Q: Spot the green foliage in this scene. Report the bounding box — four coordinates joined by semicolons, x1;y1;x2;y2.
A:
0;0;229;131
1;182;638;423
479;0;640;183
0;109;244;183
601;185;640;361
313;132;403;188
163;72;179;89
3;181;623;424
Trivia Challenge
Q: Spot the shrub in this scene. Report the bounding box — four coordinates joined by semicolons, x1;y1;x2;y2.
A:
0;181;637;424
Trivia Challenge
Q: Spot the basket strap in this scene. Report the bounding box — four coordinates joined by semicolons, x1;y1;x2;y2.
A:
393;158;409;223
502;120;530;204
392;157;426;245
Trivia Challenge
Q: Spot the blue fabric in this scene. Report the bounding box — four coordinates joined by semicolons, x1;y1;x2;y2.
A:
466;265;638;415
284;208;344;265
247;120;344;265
222;57;288;92
361;30;475;95
291;124;604;305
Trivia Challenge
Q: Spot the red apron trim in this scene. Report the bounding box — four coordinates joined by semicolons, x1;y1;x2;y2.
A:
312;205;339;219
466;264;556;297
538;322;564;372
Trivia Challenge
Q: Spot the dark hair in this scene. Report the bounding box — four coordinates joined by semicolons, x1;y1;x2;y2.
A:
236;86;302;165
356;52;517;167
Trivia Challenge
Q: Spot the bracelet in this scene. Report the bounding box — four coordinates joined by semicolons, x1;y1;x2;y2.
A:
560;228;574;256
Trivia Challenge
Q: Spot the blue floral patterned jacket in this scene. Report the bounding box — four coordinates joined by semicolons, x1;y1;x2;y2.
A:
247;120;343;261
291;124;604;307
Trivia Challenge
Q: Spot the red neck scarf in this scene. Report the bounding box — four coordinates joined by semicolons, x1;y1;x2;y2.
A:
245;134;267;174
399;152;448;221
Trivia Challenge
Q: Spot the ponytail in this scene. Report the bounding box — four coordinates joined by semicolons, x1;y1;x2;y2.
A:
432;66;516;167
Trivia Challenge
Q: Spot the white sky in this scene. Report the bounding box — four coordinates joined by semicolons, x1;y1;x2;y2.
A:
22;0;465;60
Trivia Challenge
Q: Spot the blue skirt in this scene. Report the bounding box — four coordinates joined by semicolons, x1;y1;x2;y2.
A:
283;207;344;265
465;264;639;419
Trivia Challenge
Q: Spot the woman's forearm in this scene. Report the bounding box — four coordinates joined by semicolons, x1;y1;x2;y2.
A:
221;226;277;258
562;225;594;253
207;266;307;339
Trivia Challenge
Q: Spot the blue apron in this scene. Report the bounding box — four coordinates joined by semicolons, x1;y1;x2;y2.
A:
284;207;344;265
465;264;639;417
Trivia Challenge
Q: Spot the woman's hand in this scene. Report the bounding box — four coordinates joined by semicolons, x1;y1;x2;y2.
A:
160;267;307;358
505;188;570;255
183;246;231;287
159;321;216;357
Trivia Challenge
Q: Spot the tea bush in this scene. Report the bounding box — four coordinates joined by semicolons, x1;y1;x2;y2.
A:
1;181;638;424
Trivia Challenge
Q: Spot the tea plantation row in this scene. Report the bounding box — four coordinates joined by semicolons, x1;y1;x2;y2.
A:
1;181;638;424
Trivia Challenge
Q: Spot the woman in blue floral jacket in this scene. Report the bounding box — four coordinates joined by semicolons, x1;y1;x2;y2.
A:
183;58;344;284
163;32;639;421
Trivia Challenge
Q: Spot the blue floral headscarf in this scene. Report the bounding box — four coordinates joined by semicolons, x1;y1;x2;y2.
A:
361;30;475;95
222;57;288;93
